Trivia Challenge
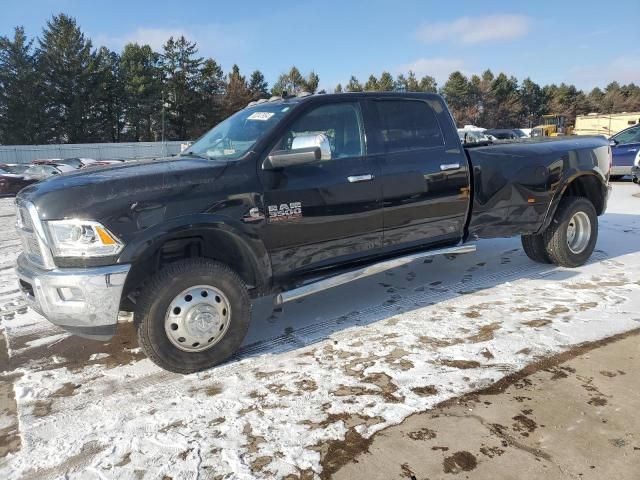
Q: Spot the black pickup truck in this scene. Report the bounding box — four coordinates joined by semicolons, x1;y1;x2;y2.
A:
15;92;611;373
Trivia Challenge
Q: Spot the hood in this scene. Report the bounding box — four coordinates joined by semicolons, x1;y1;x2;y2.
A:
18;156;229;221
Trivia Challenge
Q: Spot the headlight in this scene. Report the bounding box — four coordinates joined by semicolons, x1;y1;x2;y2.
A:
45;220;123;257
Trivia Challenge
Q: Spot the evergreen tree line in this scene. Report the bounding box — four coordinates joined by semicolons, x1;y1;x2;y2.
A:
0;14;309;145
338;70;640;128
2;14;640;145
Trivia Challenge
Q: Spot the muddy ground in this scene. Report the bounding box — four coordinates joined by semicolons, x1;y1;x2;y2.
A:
335;329;640;480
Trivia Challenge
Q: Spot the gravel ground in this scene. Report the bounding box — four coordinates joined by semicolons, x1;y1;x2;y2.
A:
0;183;639;479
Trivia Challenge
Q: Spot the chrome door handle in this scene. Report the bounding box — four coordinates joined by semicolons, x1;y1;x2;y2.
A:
440;163;460;171
628;148;638;152
348;174;374;183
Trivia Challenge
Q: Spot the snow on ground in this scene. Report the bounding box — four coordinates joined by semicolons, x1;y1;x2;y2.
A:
1;184;639;479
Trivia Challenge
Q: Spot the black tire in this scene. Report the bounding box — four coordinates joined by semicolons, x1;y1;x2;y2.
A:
135;259;251;374
521;234;552;264
543;197;598;268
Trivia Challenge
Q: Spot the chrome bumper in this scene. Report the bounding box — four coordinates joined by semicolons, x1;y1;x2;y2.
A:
16;254;131;340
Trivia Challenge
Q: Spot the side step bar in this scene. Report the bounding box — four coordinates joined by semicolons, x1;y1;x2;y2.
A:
275;243;476;305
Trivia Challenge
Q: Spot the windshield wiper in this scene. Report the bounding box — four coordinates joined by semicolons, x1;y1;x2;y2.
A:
180;151;209;159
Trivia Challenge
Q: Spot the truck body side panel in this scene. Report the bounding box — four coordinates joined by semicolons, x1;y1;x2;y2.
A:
465;137;610;239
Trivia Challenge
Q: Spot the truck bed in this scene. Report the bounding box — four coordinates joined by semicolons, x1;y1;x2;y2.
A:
464;136;610;239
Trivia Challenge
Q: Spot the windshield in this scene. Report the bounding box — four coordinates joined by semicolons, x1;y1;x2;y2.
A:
185;103;295;160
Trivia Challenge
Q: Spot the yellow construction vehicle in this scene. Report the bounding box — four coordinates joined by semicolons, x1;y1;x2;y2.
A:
531;114;573;137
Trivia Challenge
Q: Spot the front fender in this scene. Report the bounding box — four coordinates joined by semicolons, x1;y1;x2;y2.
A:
118;213;272;295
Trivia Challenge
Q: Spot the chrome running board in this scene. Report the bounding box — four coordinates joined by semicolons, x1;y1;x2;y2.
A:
275;243;476;305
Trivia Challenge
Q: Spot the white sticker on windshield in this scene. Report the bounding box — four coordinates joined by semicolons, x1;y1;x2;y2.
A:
248;112;275;121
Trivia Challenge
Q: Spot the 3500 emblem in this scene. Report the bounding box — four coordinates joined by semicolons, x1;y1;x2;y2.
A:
268;202;302;222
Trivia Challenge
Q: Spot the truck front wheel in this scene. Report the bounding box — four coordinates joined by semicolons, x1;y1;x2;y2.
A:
134;259;251;374
543;197;598;268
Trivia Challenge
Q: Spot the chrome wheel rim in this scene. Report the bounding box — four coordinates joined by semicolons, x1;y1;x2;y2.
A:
566;211;591;254
164;285;231;352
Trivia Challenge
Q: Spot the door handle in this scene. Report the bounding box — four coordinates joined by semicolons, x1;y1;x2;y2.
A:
347;174;374;183
440;163;460;171
628;148;637;152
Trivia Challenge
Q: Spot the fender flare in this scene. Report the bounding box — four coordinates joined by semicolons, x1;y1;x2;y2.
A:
538;170;608;234
118;213;272;295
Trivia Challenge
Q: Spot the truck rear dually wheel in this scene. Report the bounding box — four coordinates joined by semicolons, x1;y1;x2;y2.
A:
521;234;552;264
135;259;250;374
543;197;598;268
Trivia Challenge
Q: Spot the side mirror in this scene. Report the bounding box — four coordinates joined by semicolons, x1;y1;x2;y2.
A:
264;147;321;169
609;139;618;147
263;133;332;170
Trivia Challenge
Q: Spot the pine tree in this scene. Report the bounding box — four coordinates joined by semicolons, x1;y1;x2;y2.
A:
346;76;363;92
197;58;225;133
405;71;420;92
491;73;522;127
37;14;95;143
418;75;437;93
0;27;43;144
87;47;123;142
364;75;378;91
223;64;251;118
120;43;162;141
377;71;395;91
334;83;343;93
271;66;319;95
441;71;472;124
248;70;268;100
520;78;544;127
161;35;203;139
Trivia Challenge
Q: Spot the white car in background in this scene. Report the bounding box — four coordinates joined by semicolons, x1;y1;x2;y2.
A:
458;128;491;144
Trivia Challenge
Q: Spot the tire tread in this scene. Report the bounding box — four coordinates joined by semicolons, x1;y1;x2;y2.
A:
134;258;250;374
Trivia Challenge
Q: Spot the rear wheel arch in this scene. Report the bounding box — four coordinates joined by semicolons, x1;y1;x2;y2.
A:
540;173;607;233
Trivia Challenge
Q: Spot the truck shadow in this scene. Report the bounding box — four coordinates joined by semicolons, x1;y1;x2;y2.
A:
235;212;640;362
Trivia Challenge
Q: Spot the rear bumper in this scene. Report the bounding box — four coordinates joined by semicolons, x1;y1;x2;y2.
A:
16;254;130;341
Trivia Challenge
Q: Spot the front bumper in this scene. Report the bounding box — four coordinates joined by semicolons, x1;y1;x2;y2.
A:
16;253;130;340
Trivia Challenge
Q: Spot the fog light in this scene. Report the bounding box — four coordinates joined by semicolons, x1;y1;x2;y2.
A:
57;287;84;302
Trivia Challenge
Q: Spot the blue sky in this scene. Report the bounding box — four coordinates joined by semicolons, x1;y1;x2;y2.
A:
2;0;638;92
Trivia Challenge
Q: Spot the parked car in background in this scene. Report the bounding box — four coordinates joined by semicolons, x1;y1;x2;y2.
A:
0;164;33;196
457;129;489;144
33;157;97;169
22;163;75;180
517;128;531;138
56;157;98;169
82;159;126;169
609;124;640;179
484;129;526;140
1;163;74;196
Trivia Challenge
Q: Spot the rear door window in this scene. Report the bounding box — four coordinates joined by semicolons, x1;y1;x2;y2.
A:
375;100;444;152
614;126;640;144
